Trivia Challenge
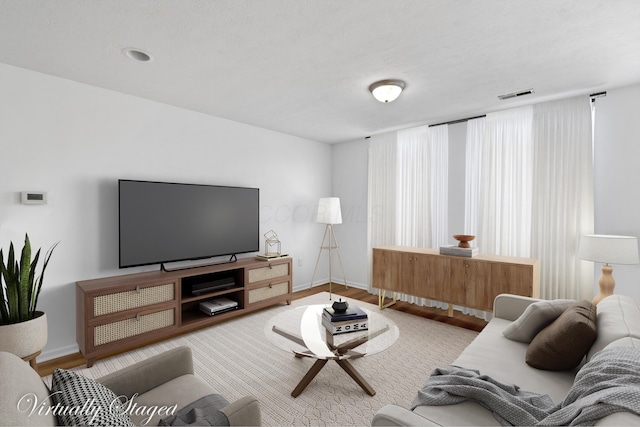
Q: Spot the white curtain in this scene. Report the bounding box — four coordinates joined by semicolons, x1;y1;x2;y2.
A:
464;117;485;235
531;96;594;300
367;125;449;296
478;106;533;257
466;97;593;300
367;132;398;291
367;131;398;254
396;125;449;247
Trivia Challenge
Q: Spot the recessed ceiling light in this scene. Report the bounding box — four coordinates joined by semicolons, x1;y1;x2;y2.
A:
122;48;153;62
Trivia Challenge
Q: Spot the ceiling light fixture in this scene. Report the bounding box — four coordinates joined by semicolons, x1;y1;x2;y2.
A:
369;79;406;103
122;48;153;62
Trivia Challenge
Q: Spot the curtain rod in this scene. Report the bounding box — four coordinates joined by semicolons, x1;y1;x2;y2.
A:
429;114;485;128
428;91;607;128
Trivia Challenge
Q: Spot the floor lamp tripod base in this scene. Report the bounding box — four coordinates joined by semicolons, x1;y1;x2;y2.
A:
309;224;347;299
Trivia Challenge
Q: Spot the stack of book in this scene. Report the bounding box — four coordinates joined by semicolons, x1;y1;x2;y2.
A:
322;305;368;335
439;245;479;257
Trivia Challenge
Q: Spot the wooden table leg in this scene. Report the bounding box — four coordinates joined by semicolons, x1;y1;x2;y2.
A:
336;359;376;396
291;359;328;397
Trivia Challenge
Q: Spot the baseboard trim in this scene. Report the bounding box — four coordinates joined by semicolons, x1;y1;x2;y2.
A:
40;344;79;363
294;280;368;293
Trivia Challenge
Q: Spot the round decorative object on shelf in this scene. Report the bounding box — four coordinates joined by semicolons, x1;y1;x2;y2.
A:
453;234;476;248
331;299;349;313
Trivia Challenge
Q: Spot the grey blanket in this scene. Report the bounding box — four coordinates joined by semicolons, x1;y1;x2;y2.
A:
411;346;640;426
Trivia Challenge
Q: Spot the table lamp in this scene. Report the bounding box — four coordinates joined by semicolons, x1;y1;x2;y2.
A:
578;234;639;304
309;197;347;299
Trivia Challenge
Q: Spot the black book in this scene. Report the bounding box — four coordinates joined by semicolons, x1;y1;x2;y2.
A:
323;305;368;322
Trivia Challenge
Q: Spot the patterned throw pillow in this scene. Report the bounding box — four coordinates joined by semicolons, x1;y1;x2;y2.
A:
51;368;135;427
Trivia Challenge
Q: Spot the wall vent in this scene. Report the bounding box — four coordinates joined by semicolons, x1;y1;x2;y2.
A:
498;89;534;100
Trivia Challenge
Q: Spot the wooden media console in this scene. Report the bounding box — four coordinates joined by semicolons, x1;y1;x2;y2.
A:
76;256;292;367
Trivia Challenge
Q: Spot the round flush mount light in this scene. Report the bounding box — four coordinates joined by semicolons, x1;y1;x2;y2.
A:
122;48;153;62
369;79;406;103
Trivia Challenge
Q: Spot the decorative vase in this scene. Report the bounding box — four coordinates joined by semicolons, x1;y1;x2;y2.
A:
332;299;349;313
453;234;476;249
0;311;47;358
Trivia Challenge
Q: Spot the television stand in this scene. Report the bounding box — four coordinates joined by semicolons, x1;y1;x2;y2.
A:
76;256;292;367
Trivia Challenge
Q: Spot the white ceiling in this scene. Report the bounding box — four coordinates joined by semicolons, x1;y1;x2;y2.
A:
1;0;639;144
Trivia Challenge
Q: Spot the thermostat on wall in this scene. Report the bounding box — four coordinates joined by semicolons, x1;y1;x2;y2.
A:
21;191;48;205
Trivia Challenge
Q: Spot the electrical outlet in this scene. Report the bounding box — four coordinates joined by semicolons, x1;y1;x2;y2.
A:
298;258;304;267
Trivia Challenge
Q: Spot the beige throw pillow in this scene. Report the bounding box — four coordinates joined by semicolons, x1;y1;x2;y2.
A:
525;300;597;371
502;299;575;343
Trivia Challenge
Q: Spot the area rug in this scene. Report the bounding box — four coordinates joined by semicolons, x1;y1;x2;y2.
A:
45;292;478;426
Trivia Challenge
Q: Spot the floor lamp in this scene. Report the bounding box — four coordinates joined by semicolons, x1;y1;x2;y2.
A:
309;197;347;299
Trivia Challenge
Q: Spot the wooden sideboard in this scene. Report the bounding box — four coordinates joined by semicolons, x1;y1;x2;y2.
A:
372;246;539;315
77;256;292;367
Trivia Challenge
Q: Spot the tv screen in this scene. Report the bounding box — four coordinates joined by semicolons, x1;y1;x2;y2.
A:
119;180;259;268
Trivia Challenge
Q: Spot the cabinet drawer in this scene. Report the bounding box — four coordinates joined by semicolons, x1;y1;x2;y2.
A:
94;308;175;346
248;263;289;284
94;283;175;317
248;281;289;304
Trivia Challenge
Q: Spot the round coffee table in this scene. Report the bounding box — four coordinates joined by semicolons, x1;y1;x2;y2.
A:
265;304;399;397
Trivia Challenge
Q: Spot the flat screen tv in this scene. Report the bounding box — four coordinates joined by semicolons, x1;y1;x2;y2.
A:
118;179;259;268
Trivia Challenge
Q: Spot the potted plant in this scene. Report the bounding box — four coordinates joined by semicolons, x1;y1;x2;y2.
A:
0;234;58;359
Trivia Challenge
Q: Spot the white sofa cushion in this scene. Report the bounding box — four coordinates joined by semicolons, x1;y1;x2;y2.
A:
588;294;640;361
453;318;576;403
502;299;575;342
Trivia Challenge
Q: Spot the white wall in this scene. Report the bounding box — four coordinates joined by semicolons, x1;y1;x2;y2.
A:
0;63;332;360
331;138;370;289
593;84;640;300
333;83;640;300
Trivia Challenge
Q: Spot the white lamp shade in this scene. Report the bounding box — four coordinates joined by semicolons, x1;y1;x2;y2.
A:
578;234;640;265
317;197;342;224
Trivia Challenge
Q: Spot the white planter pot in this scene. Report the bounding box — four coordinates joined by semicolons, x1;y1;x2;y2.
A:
0;311;47;358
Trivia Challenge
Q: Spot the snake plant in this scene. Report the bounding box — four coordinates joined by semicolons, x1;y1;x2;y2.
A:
0;234;58;325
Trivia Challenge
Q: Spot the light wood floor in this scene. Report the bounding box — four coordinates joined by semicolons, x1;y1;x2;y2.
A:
37;283;486;377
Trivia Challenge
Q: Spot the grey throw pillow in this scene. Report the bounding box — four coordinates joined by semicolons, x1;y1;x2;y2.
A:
503;299;575;343
526;300;597;371
51;368;135;427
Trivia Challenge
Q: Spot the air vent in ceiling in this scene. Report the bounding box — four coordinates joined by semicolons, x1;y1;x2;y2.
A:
498;89;534;100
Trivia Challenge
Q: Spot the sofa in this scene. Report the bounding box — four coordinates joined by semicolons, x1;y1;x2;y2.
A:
1;346;261;426
372;293;640;426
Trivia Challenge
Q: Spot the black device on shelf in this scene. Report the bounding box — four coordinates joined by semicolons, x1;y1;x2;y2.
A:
190;277;236;295
182;271;239;296
118;179;259;268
